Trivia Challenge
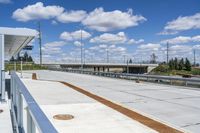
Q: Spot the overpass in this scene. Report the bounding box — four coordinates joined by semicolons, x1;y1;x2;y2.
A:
44;63;158;74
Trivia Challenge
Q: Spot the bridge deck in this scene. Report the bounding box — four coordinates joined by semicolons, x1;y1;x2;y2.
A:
21;75;157;133
24;70;200;133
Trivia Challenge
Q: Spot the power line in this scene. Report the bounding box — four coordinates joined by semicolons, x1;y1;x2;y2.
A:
38;22;42;65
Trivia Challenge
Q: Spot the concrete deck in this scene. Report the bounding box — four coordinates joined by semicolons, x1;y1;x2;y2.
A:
0;101;13;133
23;70;200;133
22;78;157;133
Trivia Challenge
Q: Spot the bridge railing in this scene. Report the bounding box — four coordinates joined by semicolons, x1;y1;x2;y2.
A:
10;72;58;133
50;68;200;87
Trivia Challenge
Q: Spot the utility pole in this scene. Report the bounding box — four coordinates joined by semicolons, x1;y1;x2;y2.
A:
83;48;85;64
194;49;196;67
38;22;42;65
167;42;169;64
80;29;83;70
123;55;126;64
106;48;109;63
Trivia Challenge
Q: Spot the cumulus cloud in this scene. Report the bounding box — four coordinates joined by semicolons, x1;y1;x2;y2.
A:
160;13;200;35
74;41;84;47
169;45;192;55
127;39;144;44
0;0;11;4
42;41;66;55
89;44;126;55
82;7;146;32
193;44;200;50
12;2;64;22
90;32;127;44
60;30;91;41
161;35;200;44
138;43;161;51
90;32;143;45
57;10;87;23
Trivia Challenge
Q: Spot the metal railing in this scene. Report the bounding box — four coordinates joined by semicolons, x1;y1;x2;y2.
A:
50;68;200;87
10;72;58;133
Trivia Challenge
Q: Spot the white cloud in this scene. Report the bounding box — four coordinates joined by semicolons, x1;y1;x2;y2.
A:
90;32;144;45
82;7;146;32
161;35;200;44
42;41;66;55
89;44;126;55
192;35;200;42
60;30;91;41
160;13;200;35
90;32;127;44
0;0;11;4
193;44;200;50
12;2;64;22
57;10;87;23
138;43;161;51
51;20;58;25
44;41;66;47
169;45;192;55
127;39;144;44
161;36;192;44
74;41;84;47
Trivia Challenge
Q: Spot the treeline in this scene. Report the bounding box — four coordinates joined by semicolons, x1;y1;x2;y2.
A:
168;58;191;71
10;52;33;62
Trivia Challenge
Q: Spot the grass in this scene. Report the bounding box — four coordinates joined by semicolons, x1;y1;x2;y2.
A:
5;62;47;71
150;64;200;76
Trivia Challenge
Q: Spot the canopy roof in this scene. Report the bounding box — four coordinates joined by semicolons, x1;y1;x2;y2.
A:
0;27;38;58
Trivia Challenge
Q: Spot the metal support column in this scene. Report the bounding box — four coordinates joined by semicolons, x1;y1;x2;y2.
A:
0;34;5;100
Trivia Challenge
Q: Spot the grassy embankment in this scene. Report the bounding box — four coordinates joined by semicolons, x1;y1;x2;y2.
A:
5;62;47;71
150;64;200;76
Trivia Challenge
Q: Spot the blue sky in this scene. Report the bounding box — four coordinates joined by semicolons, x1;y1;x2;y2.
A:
0;0;200;63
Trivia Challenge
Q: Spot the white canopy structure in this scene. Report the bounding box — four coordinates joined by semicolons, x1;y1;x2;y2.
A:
0;27;37;100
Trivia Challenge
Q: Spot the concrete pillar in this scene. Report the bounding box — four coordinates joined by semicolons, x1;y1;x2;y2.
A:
103;67;105;72
98;67;100;72
0;34;5;100
107;67;109;72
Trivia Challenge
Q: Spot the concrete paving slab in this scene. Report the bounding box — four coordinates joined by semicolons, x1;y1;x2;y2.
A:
22;78;158;133
28;70;200;133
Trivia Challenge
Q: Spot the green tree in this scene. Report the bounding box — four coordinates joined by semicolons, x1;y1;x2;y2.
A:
174;57;178;70
23;52;29;62
129;59;132;64
150;53;157;64
28;56;33;62
169;59;174;70
10;56;15;62
178;58;184;70
185;58;191;71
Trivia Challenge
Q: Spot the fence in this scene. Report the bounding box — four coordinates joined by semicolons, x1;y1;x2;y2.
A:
10;72;58;133
50;68;200;87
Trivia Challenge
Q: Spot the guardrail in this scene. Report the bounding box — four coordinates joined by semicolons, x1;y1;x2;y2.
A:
10;72;58;133
50;68;200;87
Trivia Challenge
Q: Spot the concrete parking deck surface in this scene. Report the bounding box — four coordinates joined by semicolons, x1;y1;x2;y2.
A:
0;101;13;133
24;70;200;133
22;78;157;133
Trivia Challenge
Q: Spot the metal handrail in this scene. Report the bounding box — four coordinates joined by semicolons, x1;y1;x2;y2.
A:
11;72;58;133
50;68;200;86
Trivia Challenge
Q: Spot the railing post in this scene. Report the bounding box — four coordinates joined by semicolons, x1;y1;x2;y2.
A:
185;81;188;86
17;91;23;131
27;109;36;133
